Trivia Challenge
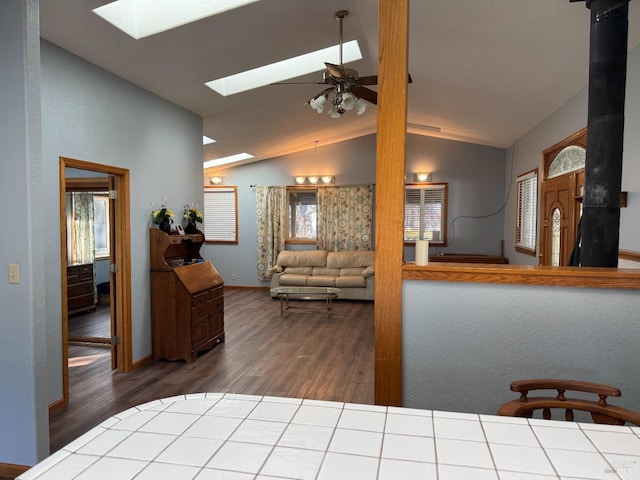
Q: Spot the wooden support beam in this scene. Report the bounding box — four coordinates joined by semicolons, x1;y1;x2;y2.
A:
374;0;409;406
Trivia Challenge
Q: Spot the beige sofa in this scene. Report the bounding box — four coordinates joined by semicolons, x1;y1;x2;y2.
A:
268;250;375;300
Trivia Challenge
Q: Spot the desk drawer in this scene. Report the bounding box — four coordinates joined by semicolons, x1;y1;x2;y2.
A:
192;296;222;318
192;290;211;306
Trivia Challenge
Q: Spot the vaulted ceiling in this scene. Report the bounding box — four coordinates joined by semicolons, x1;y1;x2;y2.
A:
40;1;640;169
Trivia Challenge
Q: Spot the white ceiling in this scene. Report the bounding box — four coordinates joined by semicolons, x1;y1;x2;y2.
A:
39;1;640;169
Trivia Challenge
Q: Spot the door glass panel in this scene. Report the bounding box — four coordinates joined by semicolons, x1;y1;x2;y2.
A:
551;208;561;267
548;146;586;179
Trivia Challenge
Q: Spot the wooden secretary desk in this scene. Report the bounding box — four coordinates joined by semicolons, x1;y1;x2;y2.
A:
149;228;224;362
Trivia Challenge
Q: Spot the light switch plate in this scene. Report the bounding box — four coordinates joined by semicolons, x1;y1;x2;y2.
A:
9;264;19;284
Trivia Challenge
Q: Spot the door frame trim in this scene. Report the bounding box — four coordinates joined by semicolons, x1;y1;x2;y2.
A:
55;157;132;411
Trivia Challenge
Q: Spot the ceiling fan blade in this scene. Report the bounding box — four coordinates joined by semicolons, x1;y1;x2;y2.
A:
351;86;377;105
271;81;327;86
325;62;346;79
358;75;378;85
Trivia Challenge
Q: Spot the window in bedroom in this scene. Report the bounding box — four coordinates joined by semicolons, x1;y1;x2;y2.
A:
93;195;110;259
286;187;317;243
404;183;448;245
515;168;538;255
203;186;238;243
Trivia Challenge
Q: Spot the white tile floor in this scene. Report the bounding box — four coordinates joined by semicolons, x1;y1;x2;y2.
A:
19;393;640;479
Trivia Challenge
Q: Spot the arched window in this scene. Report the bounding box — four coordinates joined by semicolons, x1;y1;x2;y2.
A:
547;145;586;179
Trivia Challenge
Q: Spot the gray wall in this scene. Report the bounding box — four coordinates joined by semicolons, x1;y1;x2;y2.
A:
403;280;640;414
403;44;640;415
0;0;49;465
503;44;640;264
41;41;204;407
204;134;506;285
405;134;506;258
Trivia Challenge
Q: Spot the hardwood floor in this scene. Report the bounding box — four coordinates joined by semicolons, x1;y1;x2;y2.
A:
68;304;110;339
50;287;374;453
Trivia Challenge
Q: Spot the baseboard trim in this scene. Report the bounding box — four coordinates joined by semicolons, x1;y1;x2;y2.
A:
132;354;152;370
0;462;30;478
48;396;68;415
619;249;640;262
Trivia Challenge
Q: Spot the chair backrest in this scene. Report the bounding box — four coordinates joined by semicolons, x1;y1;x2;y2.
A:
497;378;640;426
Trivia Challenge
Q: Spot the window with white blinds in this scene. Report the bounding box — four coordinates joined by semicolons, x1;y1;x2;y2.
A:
515;169;538;254
203;186;238;243
404;183;448;244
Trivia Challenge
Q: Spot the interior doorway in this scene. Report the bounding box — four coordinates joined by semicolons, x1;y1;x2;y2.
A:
539;128;586;266
65;176;112;352
58;157;132;408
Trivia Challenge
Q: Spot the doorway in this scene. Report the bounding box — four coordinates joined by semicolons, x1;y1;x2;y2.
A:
539;128;586;266
58;157;132;408
65;176;112;352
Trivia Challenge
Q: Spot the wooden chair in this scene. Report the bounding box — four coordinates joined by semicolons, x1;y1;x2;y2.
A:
497;379;640;426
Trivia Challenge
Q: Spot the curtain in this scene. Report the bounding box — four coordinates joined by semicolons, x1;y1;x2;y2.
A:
255;186;287;280
72;193;97;303
72;193;96;265
317;184;374;251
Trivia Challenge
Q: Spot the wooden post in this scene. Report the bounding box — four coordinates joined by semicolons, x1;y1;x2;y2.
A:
374;0;409;406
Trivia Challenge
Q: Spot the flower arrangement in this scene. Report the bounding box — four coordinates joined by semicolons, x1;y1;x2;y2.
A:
183;204;203;225
151;205;174;225
183;204;203;233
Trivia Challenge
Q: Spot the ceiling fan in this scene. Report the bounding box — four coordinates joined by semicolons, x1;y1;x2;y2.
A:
275;10;412;118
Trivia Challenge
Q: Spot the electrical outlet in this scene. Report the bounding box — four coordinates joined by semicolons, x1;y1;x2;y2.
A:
231;274;237;281
9;264;19;284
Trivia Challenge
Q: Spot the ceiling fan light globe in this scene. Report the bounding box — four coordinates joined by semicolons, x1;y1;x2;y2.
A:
310;98;324;113
341;92;356;110
327;105;341;118
355;98;367;115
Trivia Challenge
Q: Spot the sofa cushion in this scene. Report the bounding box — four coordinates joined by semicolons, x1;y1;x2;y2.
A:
307;275;337;287
336;276;366;288
278;274;309;286
339;267;365;276
362;266;375;277
283;266;313;275
312;267;340;276
326;251;374;269
277;250;327;267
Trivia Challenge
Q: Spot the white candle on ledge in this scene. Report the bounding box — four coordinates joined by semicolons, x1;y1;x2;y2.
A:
415;240;430;266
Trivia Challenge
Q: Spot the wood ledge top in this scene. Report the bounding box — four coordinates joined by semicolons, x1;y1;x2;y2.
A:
403;262;640;289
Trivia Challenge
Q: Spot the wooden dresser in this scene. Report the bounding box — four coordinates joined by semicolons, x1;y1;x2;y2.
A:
67;263;96;315
149;228;225;362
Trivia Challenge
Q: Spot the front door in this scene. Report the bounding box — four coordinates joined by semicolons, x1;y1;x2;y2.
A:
538;128;586;266
539;170;584;266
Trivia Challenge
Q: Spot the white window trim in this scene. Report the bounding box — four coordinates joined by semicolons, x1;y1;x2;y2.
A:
515;169;538;255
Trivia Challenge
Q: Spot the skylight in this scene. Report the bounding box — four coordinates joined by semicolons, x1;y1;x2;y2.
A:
93;0;261;39
203;135;216;145
206;40;362;96
203;153;254;169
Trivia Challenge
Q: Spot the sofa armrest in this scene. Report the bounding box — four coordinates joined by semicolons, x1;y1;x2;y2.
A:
363;265;375;277
265;265;283;279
